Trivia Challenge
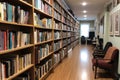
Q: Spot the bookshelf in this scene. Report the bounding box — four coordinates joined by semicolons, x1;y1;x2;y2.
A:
0;0;79;80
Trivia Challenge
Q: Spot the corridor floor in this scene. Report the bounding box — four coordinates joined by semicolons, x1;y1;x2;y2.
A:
46;45;113;80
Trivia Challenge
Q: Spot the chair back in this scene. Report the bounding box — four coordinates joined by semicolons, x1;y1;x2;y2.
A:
103;42;112;54
104;47;118;61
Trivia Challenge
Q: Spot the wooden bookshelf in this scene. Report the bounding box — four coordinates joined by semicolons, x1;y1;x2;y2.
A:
6;64;34;80
0;0;79;80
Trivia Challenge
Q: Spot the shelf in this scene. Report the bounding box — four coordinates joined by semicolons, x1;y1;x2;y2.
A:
6;64;34;80
3;0;33;8
54;18;62;22
62;29;70;32
44;0;53;7
40;52;54;61
54;47;62;52
35;26;53;30
39;66;53;80
34;7;52;18
54;7;62;15
35;39;53;46
0;0;79;80
19;0;33;7
54;28;62;31
0;44;34;55
0;21;34;28
54;38;62;41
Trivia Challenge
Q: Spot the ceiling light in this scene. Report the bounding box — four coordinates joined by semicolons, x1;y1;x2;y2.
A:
82;2;87;6
83;10;87;13
84;15;87;17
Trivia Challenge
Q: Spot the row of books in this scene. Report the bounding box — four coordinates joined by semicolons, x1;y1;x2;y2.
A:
62;24;67;30
67;38;71;44
34;0;52;15
35;58;52;79
67;32;71;38
54;41;62;51
71;32;75;36
54;21;71;31
61;9;67;18
45;0;52;4
34;29;52;44
62;32;68;38
34;13;52;28
35;43;53;64
62;39;68;47
74;28;79;32
18;53;32;71
0;30;30;51
71;27;74;31
54;1;61;12
53;52;60;64
71;37;76;42
54;31;61;40
0;2;29;24
54;10;61;21
56;0;74;21
13;73;31;80
0;53;31;79
54;21;73;31
54;21;62;29
53;48;67;65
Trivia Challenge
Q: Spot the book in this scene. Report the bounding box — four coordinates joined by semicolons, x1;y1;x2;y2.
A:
0;31;5;51
0;2;4;20
6;3;13;22
35;58;52;79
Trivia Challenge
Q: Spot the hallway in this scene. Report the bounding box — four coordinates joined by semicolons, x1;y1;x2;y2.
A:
46;45;113;80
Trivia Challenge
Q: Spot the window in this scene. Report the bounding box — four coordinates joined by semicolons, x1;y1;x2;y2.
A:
80;23;90;37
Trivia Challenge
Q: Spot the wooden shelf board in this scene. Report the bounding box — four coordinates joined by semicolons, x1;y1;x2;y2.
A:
54;38;62;41
34;7;52;18
39;66;53;80
35;39;53;46
54;7;62;15
40;52;54;61
0;21;33;27
35;26;53;30
19;0;33;7
54;29;62;31
44;0;53;7
0;44;33;54
54;47;62;52
54;18;62;22
6;64;34;80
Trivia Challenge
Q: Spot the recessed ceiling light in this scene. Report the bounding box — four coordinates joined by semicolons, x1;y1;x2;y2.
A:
83;10;87;13
82;2;87;6
84;15;87;17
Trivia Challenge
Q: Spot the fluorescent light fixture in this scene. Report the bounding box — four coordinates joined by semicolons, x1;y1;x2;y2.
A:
84;15;87;17
82;2;87;6
83;10;87;13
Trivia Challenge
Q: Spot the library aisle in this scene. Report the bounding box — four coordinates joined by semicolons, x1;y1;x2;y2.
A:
46;45;113;80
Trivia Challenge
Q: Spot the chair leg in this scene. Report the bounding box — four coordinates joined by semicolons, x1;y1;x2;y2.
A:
94;66;97;79
92;65;94;71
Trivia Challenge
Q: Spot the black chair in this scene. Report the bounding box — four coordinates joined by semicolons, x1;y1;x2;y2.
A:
93;42;112;58
81;36;86;44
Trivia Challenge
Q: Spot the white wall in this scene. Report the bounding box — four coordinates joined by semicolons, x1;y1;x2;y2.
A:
103;4;120;76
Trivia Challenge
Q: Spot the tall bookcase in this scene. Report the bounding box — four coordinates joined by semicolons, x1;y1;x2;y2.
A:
0;0;79;80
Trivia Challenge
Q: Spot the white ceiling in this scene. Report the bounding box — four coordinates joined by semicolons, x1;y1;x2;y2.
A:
65;0;110;21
